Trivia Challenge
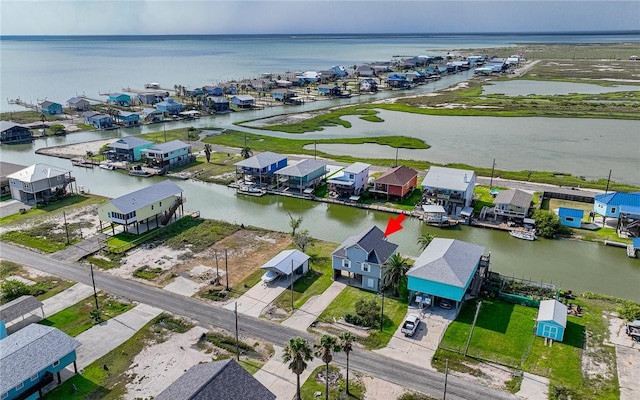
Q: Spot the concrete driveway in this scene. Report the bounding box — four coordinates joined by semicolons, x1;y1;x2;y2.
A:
374;306;457;368
282;281;345;331
254;345;322;399
225;278;288;318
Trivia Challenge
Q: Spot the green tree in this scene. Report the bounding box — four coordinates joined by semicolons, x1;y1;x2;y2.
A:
338;332;355;395
533;209;562;238
293;229;312;252
314;334;341;400
382;253;410;297
288;212;303;237
354;298;381;327
204;143;212;163
417;233;435;250
0;279;31;303
49;124;66;135
283;337;314;400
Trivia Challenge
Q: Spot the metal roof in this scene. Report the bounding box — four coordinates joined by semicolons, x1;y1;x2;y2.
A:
407;238;485;289
332;226;398;264
421;166;475;192
0;121;29;132
374;165;418;186
344;162;371;174
142;140;190;153
108;180;183;214
0;161;28;179
620;205;640;217
558;207;584;219
493;189;533;209
108;136;152;150
7;163;70;183
234;152;286;169
0;324;81;394
155;360;275;400
260;249;310;275
422;205;446;214
537;299;567;327
233;95;255;101
595;192;640;207
0;295;43;322
275;159;326;178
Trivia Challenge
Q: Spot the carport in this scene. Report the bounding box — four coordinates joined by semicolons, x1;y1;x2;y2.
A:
260;249;309;284
0;295;44;329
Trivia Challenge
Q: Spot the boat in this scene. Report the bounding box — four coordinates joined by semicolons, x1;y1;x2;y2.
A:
71;158;94;168
99;164;115;170
509;230;537;241
237;185;266;197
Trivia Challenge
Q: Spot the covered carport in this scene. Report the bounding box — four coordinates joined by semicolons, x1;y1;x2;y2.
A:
260;249;310;284
0;295;44;330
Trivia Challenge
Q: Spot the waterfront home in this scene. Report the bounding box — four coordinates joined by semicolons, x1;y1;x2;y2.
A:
107;93;131;106
331;65;348;77
275;79;292;88
203;97;230;112
407;238;489;311
593;191;640;221
260;249;310;284
0;121;33;144
137;92;166;105
558;207;584;228
299;71;320;83
0;162;27;196
619;204;640;238
155;360;275;400
421;166;476;214
38;100;63;115
359;78;378;92
326;162;371;198
141;108;164;122
274;159;327;193
106;137;153;162
0;323;81;400
318;70;338;83
271;89;296;102
203;86;223;96
82;111;114;129
185;87;204;97
317;84;341;96
332;226;399;292
535;299;567;342
234;151;287;185
115;111;140;127
231;95;255;109
98;180;184;234
7;163;75;205
356;65;376;77
386;73;410;89
140;140;192;170
155;97;183;115
66;97;90;111
492;189;533;221
370;165;418;200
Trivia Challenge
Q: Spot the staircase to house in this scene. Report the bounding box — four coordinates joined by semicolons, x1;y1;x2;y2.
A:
161;197;183;226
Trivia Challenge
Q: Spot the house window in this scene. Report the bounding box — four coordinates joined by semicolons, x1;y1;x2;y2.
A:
367;278;375;288
349;174;354;179
565;217;574;222
362;263;370;273
611;207;616;214
159;201;162;207
2;392;8;399
342;259;351;268
52;360;60;367
15;383;24;391
30;373;39;381
151;205;154;210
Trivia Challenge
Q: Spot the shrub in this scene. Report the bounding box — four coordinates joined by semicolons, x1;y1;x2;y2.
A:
0;279;31;302
354;298;381;328
618;302;640;321
344;313;364;326
533;209;562;238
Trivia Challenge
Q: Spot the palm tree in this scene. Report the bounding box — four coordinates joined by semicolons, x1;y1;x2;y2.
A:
314;334;340;400
382;253;410;297
417;233;435;250
338;332;355;395
204;143;212;163
283;337;314;400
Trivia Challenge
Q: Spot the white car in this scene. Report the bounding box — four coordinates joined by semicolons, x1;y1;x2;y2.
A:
261;270;280;283
401;314;421;337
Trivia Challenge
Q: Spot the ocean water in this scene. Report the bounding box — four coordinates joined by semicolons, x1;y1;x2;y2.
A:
2;33;640;112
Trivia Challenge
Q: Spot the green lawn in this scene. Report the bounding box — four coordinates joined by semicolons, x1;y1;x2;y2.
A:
319;286;408;350
301;365;365;400
136;127;199;143
39;292;133;337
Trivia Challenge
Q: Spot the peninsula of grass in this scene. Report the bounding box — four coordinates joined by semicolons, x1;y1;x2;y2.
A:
255;108;384;133
39;292;133;337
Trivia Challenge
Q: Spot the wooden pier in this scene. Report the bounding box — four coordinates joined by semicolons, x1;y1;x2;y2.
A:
7;98;39;111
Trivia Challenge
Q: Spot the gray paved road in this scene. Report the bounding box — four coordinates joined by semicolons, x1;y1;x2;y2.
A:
1;243;516;400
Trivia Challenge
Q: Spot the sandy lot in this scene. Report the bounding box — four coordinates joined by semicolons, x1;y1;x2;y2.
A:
36;138;114;159
0;202;102;236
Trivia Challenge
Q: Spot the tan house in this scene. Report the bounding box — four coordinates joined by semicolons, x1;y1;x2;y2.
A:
98;180;184;234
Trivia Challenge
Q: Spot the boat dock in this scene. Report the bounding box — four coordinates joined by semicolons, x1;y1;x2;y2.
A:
7;98;39;111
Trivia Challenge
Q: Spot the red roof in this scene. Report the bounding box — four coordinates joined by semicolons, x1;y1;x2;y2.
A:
375;165;418;186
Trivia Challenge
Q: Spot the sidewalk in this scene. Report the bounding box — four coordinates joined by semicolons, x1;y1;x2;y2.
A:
281;281;346;331
254;345;323;399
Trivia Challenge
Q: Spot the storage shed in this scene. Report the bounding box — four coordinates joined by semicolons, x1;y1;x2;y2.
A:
535;299;567;342
558;207;584;228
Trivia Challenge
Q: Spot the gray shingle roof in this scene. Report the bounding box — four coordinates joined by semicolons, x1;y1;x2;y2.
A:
0;324;81;394
155;360;275;400
493;189;532;209
275;159;327;178
0;161;28;179
332;226;398;264
107;136;152;150
0;295;43;322
0;121;28;132
108;180;183;214
421;166;475;192
142;140;190;153
234;152;287;169
407;238;485;288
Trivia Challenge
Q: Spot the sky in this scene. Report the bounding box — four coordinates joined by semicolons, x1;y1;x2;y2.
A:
1;0;639;36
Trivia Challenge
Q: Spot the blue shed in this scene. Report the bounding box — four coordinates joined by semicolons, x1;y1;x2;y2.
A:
558;207;584;228
108;93;131;106
536;299;567;342
39;101;63;115
594;192;640;219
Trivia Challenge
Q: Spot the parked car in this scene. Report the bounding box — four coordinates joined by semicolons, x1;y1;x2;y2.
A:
401;314;421;337
439;299;452;309
261;270;280;283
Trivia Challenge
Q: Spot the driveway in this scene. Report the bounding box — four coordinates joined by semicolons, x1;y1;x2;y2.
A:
225;278;288;318
607;316;640;400
374;306;457;368
281;281;346;331
254;345;323;399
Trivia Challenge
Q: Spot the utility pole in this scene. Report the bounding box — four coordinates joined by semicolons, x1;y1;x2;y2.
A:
464;301;482;356
395;147;399;167
290;260;294;312
605;169;612;194
489;159;496;190
234;302;240;361
89;263;99;312
314;140;317;160
63;211;70;244
225;249;229;291
443;359;449;400
214;250;219;282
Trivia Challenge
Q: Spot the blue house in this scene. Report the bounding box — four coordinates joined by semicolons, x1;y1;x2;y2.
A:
594;192;640;220
274;159;327;193
0;324;81;400
204;97;230;112
38;101;63;115
331;226;398;292
108;93;131;106
386;73;410;89
82;111;114;129
203;86;224;96
106;136;153;162
231;95;255;109
558;207;584;228
115;111;140;126
234;151;287;185
406;238;488;310
535;299;567;342
317;85;341;96
155;97;183;115
271;89;295;102
141;140;192;169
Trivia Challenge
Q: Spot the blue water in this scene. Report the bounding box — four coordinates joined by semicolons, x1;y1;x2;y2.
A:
2;33;640;112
